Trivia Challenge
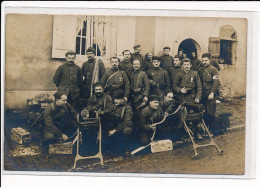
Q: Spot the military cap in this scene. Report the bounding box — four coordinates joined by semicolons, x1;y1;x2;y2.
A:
149;95;160;102
133;45;141;49
113;89;124;99
122;50;132;55
182;58;191;64
65;51;76;57
163;46;171;50
202;53;211;59
93;82;104;89
53;91;66;100
86;47;96;53
152;56;161;61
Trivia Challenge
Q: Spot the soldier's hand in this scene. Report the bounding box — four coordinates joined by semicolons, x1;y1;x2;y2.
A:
124;97;128;103
81;109;89;120
109;129;117;136
62;134;68;141
195;98;200;103
208;92;214;100
150;124;156;131
181;88;187;94
143;96;148;102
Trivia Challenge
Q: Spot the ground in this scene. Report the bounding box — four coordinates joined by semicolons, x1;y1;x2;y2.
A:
4;98;245;175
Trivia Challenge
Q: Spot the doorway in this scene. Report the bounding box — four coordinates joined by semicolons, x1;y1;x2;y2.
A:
178;39;201;60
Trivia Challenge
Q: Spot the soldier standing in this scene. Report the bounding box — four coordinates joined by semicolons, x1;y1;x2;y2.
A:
191;51;201;71
128;59;150;113
168;55;183;88
198;53;220;135
144;52;153;72
81;47;106;100
131;45;144;69
53;51;82;110
100;57;130;103
178;48;185;61
160;46;174;71
146;56;171;96
119;50;133;78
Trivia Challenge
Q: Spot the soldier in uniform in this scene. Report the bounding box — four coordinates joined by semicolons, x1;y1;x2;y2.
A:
209;53;221;71
53;51;82;111
173;58;202;104
144;52;153;72
168;55;183;88
131;45;144;69
100;57;130;103
81;47;106;100
43;91;78;147
105;89;133;157
178;48;185;61
191;51;201;71
146;56;171;96
128;59;150;112
160;46;174;71
198;53;220;135
119;50;133;78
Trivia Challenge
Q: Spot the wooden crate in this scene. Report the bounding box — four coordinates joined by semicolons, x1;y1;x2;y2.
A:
11;127;31;145
49;142;73;154
151;139;173;153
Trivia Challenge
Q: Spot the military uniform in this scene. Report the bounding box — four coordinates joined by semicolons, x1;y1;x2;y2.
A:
43;102;78;142
173;70;202;104
198;64;220;132
128;69;150;110
131;53;144;69
191;58;201;71
100;69;130;99
138;105;164;144
144;60;153;72
119;60;132;79
160;54;174;71
146;67;171;95
81;58;106;98
53;62;82;109
168;65;182;88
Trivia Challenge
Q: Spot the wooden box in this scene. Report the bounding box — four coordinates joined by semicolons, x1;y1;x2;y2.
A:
49;142;73;154
11;127;31;145
151;139;173;153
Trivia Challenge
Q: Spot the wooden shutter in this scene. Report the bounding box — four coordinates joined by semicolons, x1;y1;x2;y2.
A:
52;15;77;58
208;37;220;58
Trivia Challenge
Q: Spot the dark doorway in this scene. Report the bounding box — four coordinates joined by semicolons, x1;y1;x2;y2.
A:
178;39;201;60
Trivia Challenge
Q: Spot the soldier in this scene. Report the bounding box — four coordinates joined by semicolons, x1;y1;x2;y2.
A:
53;51;82;110
209;53;221;71
198;53;220;135
138;95;164;144
100;57;130;103
160;46;174;71
80;82;113;119
160;89;175;113
178;48;185;61
131;45;144;69
144;52;153;72
119;50;133;78
128;59;150;112
173;58;203;139
81;47;106;100
168;55;183;88
43;91;78;147
191;51;201;71
146;56;171;96
173;58;202;104
106;89;133;157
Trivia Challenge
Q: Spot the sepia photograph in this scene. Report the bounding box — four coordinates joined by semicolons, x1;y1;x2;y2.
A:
2;7;252;178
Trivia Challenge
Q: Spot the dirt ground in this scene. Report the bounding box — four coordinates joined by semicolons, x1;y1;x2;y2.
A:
4;98;245;175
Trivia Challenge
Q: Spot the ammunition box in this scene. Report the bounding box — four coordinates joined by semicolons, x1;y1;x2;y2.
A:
151;139;173;153
11;127;31;145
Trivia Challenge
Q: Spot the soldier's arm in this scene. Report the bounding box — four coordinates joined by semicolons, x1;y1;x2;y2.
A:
43;106;62;137
211;68;220;94
173;73;182;93
103;95;113;114
115;106;133;132
139;109;152;131
122;72;130;98
53;66;62;87
195;72;202;101
143;72;150;97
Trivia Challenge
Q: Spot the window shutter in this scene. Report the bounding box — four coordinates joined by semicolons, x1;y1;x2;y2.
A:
52;15;77;58
208;37;220;58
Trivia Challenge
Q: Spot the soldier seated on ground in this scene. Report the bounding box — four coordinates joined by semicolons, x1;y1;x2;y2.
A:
104;89;133;157
42;91;78;149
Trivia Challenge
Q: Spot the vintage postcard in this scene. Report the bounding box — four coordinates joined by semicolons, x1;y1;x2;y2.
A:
1;4;256;179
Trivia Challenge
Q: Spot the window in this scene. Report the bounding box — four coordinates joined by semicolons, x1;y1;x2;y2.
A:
75;16;107;57
220;40;232;65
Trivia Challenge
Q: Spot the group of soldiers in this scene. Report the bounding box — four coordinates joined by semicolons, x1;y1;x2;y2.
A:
43;45;220;157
